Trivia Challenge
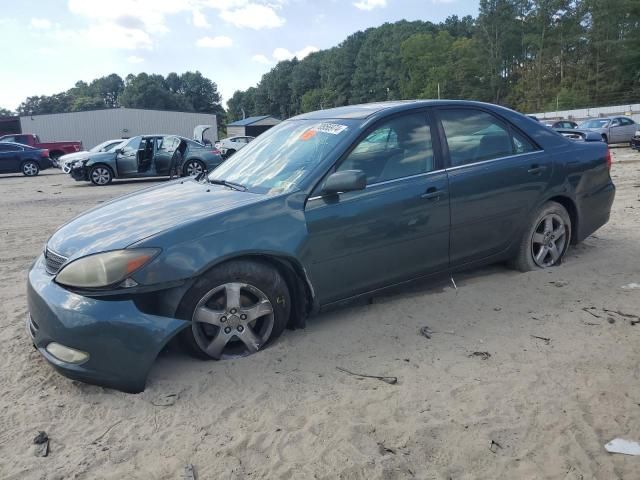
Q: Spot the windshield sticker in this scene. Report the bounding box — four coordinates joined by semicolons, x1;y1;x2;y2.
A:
300;122;348;140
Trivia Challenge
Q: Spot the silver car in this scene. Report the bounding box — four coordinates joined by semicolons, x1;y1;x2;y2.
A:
579;116;637;144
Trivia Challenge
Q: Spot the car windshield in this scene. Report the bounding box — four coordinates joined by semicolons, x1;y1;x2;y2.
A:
581;119;610;128
89;140;123;153
208;119;353;194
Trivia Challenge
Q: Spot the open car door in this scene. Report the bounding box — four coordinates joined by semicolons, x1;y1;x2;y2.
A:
153;136;182;176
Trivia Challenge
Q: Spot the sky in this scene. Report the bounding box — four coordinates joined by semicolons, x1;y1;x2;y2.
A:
0;0;480;111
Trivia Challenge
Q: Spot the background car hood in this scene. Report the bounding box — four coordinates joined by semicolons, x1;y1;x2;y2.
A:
47;179;266;259
59;151;88;162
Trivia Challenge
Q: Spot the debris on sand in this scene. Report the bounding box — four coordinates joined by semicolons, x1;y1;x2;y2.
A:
468;352;491;360
419;326;433;339
151;393;179;407
336;366;398;385
605;438;640;456
621;283;640;290
531;335;551;345
33;431;49;457
181;464;197;480
489;440;503;453
550;280;569;288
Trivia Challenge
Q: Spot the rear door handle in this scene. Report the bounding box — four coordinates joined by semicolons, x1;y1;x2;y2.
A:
421;187;443;200
527;164;548;175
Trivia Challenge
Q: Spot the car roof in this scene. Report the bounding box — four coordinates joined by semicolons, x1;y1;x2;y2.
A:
291;100;517;120
0;141;34;149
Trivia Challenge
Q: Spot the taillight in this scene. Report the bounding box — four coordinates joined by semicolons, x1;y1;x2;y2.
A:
41;149;49;158
605;147;612;169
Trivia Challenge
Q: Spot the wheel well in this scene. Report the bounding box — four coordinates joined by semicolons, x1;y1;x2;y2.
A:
196;254;314;329
601;133;608;143
548;195;578;243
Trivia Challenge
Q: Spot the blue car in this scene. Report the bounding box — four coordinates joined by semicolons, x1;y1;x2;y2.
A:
68;134;223;185
27;100;615;392
0;142;52;176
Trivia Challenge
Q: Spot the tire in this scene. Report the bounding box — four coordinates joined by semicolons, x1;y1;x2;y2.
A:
22;160;39;177
511;201;572;272
178;259;291;360
89;164;113;186
182;159;206;177
225;149;236;158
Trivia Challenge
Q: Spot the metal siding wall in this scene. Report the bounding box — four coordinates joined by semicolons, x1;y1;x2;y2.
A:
532;103;640;123
19;109;217;148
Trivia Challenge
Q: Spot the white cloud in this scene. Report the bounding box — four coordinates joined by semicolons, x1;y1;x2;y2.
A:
353;0;387;10
192;9;211;27
196;35;233;48
252;54;272;64
30;18;52;29
219;4;285;29
127;55;145;63
272;45;319;61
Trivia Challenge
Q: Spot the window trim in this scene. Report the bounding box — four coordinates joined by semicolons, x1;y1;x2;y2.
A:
434;106;541;169
306;108;444;200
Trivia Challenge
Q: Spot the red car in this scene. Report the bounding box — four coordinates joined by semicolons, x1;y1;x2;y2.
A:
0;133;82;164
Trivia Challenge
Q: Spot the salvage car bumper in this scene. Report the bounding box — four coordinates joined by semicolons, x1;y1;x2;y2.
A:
69;165;88;181
27;254;188;392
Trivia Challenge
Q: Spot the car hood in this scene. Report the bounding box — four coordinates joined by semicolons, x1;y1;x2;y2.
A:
47;179;267;259
59;150;88;162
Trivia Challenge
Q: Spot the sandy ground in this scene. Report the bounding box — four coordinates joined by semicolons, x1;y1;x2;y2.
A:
0;148;639;479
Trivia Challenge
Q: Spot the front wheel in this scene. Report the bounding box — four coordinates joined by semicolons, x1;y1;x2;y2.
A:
89;165;113;186
511;201;571;272
183;159;205;177
22;161;39;176
179;260;290;360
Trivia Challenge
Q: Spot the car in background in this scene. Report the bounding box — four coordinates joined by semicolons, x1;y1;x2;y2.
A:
68;134;223;185
0;133;82;165
544;120;578;129
27;100;615;392
214;136;255;157
579;116;637;144
60;139;125;173
0;142;52;176
632;130;640;150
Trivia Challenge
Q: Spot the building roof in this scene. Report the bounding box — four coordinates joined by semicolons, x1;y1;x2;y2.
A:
227;115;277;126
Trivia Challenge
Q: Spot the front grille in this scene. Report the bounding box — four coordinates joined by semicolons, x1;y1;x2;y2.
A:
44;247;67;275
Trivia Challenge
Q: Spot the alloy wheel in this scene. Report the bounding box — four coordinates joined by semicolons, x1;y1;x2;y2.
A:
91;167;111;185
531;213;568;267
191;282;275;359
185;161;204;176
23;162;38;176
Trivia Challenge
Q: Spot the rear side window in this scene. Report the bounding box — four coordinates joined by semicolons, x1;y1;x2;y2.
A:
439;109;536;167
620;117;634;126
0;144;22;152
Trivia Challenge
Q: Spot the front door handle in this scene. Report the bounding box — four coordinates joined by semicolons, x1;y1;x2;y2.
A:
527;164;548;175
421;187;443;200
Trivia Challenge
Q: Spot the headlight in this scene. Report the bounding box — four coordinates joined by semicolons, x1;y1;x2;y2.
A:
55;248;160;288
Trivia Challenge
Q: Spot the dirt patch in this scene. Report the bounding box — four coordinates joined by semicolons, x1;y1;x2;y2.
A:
0;156;639;478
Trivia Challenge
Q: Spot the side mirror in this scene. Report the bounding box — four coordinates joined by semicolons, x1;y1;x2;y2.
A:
322;170;366;195
115;148;123;154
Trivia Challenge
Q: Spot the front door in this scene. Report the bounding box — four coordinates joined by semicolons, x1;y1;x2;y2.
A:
304;111;450;305
115;136;142;176
436;107;552;266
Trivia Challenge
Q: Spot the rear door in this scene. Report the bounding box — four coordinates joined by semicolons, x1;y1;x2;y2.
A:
619;117;636;142
436;107;551;266
305;110;450;304
153;136;180;174
0;144;22;172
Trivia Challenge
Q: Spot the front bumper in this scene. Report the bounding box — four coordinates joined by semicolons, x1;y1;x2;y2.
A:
27;255;188;392
70;165;89;181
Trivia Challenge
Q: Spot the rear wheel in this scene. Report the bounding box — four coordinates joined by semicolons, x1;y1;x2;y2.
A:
89;165;113;186
179;260;290;360
511;201;571;272
22;161;39;176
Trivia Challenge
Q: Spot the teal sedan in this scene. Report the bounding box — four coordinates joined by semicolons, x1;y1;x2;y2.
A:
68;134;223;185
28;100;615;392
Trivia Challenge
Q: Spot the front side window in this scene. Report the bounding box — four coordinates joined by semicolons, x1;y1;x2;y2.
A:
120;137;141;154
210;119;353;194
439;109;535;166
337;113;434;184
